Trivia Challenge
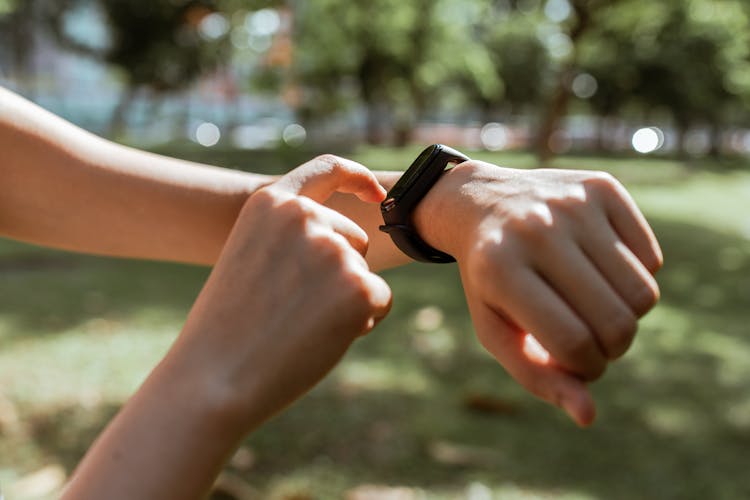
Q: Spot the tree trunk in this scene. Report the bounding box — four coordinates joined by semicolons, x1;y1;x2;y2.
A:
535;71;574;163
534;0;593;163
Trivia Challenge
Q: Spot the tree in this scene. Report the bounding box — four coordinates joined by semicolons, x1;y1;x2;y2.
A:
48;0;232;136
287;0;444;144
453;4;549;123
578;0;750;156
534;0;616;162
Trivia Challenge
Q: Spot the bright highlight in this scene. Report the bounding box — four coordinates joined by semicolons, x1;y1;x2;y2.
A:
632;127;664;154
523;333;551;365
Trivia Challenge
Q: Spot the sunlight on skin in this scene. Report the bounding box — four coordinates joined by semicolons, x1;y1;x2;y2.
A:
522;333;551;365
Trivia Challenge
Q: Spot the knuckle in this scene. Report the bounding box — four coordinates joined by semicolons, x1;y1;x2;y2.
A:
584;360;607;382
249;187;277;206
629;281;660;315
557;329;606;381
600;310;638;359
278;196;317;225
548;195;588;221
646;251;665;274
312;233;346;262
339;271;375;313
583;171;621;196
559;330;593;363
343;229;369;257
315;153;342;170
585;171;618;188
243;187;281;215
468;239;516;284
506;213;555;247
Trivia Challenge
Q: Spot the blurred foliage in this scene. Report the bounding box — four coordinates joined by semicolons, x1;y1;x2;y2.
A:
265;0;750;156
288;0;454;144
579;0;750;152
42;0;234;133
47;0;231;91
3;0;750;156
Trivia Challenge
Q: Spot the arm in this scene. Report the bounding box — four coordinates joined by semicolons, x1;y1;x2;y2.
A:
0;87;270;265
62;162;392;499
0;87;406;268
320;156;664;426
412;161;663;425
1;87;663;426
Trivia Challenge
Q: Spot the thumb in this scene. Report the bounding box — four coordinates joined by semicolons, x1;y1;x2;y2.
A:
274;154;386;204
471;299;596;427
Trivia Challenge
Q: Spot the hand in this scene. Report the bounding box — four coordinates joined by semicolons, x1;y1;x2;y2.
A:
415;161;662;426
170;155;393;432
63;155;394;500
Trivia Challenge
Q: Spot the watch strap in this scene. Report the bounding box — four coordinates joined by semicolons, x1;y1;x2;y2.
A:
378;224;456;263
379;145;469;263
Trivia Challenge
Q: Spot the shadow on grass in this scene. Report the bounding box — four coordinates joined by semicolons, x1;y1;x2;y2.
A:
228;215;750;499
4;214;750;498
651;217;750;322
0;239;209;343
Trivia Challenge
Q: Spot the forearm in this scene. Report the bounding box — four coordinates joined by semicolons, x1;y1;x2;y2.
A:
0;87;273;265
62;352;244;499
0;87;414;269
64;162;394;498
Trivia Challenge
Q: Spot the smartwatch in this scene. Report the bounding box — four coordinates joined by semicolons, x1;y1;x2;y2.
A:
379;144;470;263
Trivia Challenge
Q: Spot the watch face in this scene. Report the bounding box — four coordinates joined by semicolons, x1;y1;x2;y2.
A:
388;144;440;201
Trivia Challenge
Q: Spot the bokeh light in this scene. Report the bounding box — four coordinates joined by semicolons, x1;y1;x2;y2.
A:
245;9;281;37
545;32;573;60
195;122;221;147
282;123;307;147
632;127;665;154
199;13;229;40
544;0;572;23
480;123;509;151
572;73;598;99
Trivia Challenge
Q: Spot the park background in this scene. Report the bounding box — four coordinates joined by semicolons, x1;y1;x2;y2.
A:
0;0;749;498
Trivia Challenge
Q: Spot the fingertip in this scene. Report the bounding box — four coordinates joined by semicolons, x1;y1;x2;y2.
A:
355;181;387;204
649;244;665;274
375;183;388;201
367;273;393;317
561;389;596;427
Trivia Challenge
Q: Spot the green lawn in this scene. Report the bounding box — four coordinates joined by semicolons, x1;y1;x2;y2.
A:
1;147;749;499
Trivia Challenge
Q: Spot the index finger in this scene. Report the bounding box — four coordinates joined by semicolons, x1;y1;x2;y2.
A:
598;176;663;274
274;154;386;204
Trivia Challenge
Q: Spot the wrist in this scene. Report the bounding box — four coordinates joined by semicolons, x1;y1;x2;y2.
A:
154;342;255;438
412;161;476;259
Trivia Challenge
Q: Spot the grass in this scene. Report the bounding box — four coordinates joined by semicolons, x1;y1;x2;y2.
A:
1;147;749;499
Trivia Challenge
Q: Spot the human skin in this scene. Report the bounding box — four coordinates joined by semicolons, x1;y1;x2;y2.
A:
1;86;661;454
60;160;394;499
414;164;662;423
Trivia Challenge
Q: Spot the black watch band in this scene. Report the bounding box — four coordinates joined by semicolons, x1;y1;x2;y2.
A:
379;144;470;263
